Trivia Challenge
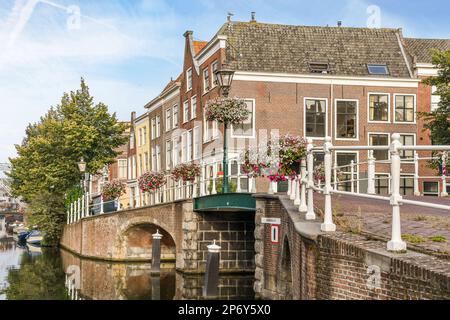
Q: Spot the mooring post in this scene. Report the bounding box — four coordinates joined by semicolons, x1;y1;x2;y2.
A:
151;275;161;300
151;229;163;274
203;239;221;298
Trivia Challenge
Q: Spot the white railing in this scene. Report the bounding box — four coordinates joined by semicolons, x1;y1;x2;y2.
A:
66;157;257;224
291;133;450;252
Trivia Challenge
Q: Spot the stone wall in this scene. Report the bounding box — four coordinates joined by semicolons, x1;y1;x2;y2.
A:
254;194;450;300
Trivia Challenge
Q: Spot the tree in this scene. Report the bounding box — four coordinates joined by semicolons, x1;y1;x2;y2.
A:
8;79;128;245
420;49;450;146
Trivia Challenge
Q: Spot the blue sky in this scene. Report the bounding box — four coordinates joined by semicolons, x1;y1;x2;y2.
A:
0;0;449;163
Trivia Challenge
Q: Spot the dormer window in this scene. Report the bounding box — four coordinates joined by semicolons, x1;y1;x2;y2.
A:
367;64;389;75
309;63;330;74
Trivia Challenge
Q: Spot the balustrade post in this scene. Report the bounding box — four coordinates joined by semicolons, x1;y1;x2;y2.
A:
81;195;85;218
66;208;70;224
212;163;217;195
86;192;90;217
441;152;448;197
306;139;316;220
70;202;74;224
387;133;407;252
321;137;336;232
251;176;257;193
192;177;198;198
289;178;296;200
236;162;242;193
77;198;81;221
200;164;206;196
350;160;355;193
299;157;307;213
268;179;274;195
333;164;338;190
100;195;104;214
367;150;376;195
287;174;292;196
293;175;300;205
414;151;421;196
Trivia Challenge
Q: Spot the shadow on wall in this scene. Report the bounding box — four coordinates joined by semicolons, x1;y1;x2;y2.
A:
123;224;176;260
278;236;293;300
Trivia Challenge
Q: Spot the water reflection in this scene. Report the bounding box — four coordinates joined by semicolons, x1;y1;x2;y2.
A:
0;219;254;300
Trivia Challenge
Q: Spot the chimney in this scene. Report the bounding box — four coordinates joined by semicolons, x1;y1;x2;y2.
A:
250;12;256;23
337;21;342;27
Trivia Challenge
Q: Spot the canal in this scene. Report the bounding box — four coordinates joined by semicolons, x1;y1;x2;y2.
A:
0;218;255;300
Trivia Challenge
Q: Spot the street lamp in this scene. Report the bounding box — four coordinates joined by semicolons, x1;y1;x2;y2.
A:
214;63;235;193
77;158;89;216
77;158;86;173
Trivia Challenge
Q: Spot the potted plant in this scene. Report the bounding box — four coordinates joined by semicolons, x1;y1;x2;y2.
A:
171;163;201;182
138;171;167;193
278;134;307;177
102;180;126;212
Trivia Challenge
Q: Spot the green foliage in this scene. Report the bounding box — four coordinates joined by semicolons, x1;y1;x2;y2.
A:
8;79;128;245
64;186;83;208
402;233;426;244
419;49;450;168
428;235;447;243
208;179;238;194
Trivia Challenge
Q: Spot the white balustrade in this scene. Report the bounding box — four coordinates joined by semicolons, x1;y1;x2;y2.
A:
441;153;448;197
299;158;307;213
321;137;336;232
306;138;315;220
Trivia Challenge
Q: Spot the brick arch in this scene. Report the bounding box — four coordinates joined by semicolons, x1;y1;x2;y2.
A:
115;217;177;261
278;235;293;299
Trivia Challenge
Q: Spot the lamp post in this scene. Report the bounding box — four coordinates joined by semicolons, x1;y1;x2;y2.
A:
77;158;89;217
215;64;235;194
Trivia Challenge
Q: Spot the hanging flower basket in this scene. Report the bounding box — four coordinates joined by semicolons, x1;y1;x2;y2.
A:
278;134;307;177
102;180;126;201
138;171;167;193
171;163;201;182
205;97;250;124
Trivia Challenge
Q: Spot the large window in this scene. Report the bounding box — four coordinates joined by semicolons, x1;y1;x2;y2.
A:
151;147;156;170
156;116;161;138
336;100;357;139
369;133;389;160
118;159;127;179
151;118;156;140
400;134;415;161
183;101;189;123
193;126;200;160
182;132;187;163
203;68;210;93
431;86;440;112
369;94;389;122
173;137;179;166
156;145;161;171
144;152;149;172
187;130;192;162
165;140;172;169
375;174;389;195
423;181;439;196
186;68;192;91
204;109;218;142
211;61;218;88
232;100;255;137
191;96;197;119
400;175;414;196
336;152;358;192
305;99;326;138
166;108;172;132
395;95;415;123
173;105;179;128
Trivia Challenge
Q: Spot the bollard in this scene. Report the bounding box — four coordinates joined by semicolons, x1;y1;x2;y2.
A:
151;229;163;274
203;240;221;297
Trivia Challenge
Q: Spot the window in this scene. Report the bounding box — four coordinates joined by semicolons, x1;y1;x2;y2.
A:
367;64;389;75
166;108;172;132
400;175;414;196
143;127;147;145
309;62;329;74
173;137;179;166
173;105;179;128
305;99;327;138
336;153;358;192
203;68;210;93
193;126;201;160
336;100;357;139
400;134;414;161
369;94;389;122
151;147;156;170
186;68;192;91
191;96;197;119
156;116;161;138
166;140;172;169
129;134;135;149
431;86;440;112
182;132;187;163
118;159;127;179
375;174;389;195
138;154;143;176
156;145;161;171
232;99;255;137
395;95;415;122
369;133;389;160
144;152;149;172
211;61;218;87
187;130;193;161
151;118;156;140
423;181;439;196
204;109;218;142
183;101;189;123
138;128;142;146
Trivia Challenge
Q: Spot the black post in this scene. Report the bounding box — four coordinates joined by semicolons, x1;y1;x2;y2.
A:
151;275;161;300
151;230;162;274
203;240;221;297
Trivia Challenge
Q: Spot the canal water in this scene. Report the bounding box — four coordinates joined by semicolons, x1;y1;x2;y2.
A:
0;218;255;300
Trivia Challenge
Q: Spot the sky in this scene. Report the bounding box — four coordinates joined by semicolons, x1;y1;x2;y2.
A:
0;0;449;163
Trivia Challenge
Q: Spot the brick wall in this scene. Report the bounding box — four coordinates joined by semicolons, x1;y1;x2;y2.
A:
254;194;450;300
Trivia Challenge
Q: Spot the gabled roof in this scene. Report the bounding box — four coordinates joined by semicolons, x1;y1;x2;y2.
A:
217;21;413;78
193;41;208;55
144;74;181;109
404;38;450;64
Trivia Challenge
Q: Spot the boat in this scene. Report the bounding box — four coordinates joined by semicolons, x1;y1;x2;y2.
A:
17;230;31;242
26;230;43;246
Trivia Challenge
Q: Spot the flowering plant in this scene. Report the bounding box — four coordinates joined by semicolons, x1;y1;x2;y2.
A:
171;163;201;182
240;146;268;178
278;134;307;177
205;97;250;124
138;171;167;193
102;180;126;200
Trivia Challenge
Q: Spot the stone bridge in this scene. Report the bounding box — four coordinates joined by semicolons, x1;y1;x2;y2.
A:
61;200;256;274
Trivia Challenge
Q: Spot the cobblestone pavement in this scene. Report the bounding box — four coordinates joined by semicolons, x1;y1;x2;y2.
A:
313;193;450;257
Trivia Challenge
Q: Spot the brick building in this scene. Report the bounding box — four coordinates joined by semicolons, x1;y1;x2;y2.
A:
124;17;449;201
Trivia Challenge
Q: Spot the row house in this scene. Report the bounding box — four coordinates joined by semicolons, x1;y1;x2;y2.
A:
122;17;449;203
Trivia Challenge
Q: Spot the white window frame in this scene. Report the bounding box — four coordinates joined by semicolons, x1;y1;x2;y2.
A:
368;132;391;162
203;67;210;94
193;126;201;160
165;140;172;170
183;100;189;123
191;95;197;120
203;109;218;143
303;97;328;140
334;151;359;192
172;136;179;166
231;98;256;139
431;86;440;112
334;99;359;141
400;173;415;196
186;67;192;92
375;172;391;194
156;145;161;171
118;159;127;179
144;152;149;172
399;133;416;163
211;60;218;88
181;132;187;163
156;115;161;138
393;94;416;124
187;129;193;162
423;181;440;196
151;147;156;171
166;108;172;132
367;92;390;123
172;104;179;128
151;118;156;140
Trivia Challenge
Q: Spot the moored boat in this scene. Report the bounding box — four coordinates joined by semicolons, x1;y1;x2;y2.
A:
26;230;43;246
